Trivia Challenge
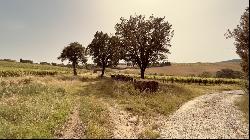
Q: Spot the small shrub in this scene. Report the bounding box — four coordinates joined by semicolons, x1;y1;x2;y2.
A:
216;69;243;79
40;62;51;65
20;59;33;64
111;74;133;82
199;71;213;78
133;80;159;93
0;59;16;62
188;74;196;77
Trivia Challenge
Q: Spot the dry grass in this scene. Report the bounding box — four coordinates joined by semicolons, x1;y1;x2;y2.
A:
235;94;249;123
0;77;74;139
0;73;243;139
138;129;160;139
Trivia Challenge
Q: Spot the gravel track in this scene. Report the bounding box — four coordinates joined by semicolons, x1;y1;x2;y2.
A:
159;90;249;139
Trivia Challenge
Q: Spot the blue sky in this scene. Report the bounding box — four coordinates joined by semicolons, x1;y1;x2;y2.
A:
0;0;249;64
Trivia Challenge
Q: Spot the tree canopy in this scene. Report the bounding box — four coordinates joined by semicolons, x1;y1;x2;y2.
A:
58;42;87;75
225;7;249;78
87;31;121;77
115;14;174;78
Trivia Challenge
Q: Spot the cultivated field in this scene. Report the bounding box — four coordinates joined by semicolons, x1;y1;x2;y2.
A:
117;62;242;76
0;61;248;139
0;61;87;77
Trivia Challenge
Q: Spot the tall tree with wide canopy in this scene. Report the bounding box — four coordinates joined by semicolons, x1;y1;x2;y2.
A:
87;31;120;77
225;7;249;78
115;14;174;79
58;42;87;75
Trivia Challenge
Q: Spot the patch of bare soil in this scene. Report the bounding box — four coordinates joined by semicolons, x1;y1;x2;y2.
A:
106;103;144;139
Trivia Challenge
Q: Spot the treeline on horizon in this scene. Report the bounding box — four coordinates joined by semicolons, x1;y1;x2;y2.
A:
0;58;171;68
0;58;244;79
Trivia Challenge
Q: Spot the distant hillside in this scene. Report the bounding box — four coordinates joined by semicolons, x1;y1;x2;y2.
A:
116;60;242;76
218;59;241;63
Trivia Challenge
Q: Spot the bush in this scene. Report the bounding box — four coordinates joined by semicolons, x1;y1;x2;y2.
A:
133;80;159;92
85;64;96;70
57;63;65;67
111;74;134;82
0;59;16;62
216;69;243;79
199;71;213;78
149;61;171;67
20;59;33;64
40;62;51;65
0;70;58;77
188;74;196;77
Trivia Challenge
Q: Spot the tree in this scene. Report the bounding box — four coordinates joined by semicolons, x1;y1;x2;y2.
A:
225;7;249;78
115;14;174;79
87;31;120;77
58;42;87;75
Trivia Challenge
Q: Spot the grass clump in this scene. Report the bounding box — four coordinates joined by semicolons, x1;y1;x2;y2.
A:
235;94;249;123
138;129;160;139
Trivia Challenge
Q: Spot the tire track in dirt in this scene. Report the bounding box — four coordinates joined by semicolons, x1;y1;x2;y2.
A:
105;102;145;139
55;81;99;139
55;97;84;139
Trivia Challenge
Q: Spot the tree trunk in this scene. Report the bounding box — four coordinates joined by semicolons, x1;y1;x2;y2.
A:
101;65;105;77
140;68;145;79
72;62;77;76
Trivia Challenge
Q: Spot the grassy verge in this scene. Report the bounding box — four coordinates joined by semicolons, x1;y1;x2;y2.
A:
235;94;249;123
0;78;73;139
